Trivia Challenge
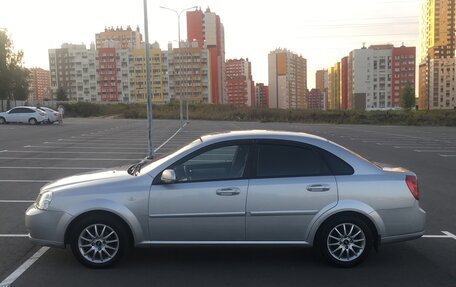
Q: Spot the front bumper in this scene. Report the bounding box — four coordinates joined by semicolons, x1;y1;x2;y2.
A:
25;205;74;248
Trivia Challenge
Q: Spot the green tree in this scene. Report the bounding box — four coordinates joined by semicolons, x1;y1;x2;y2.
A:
399;83;415;110
56;87;68;101
0;30;29;110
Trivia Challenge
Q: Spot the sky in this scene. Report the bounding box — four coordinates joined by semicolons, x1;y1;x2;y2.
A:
0;0;421;89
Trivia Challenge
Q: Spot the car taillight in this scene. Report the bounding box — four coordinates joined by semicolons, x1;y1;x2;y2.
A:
406;175;419;200
39;112;46;116
54;112;59;116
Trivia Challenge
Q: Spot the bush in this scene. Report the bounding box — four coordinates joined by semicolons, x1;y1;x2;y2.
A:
61;102;456;126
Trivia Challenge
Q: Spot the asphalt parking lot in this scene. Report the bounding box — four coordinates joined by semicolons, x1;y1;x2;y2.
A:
0;118;455;287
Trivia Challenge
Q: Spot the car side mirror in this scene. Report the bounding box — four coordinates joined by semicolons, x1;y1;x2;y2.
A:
161;169;176;183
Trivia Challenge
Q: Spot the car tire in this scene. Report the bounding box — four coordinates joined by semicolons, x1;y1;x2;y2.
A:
0;117;6;124
70;214;129;268
318;215;373;267
28;118;38;125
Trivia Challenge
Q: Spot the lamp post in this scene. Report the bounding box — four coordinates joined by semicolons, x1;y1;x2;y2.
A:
143;0;154;158
160;5;197;126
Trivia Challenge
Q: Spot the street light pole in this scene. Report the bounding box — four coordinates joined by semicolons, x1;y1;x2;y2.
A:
144;0;154;158
160;5;197;126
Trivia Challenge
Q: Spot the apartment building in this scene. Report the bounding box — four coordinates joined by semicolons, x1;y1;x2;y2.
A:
255;83;269;108
49;43;97;102
225;58;254;107
268;48;307;109
187;8;226;104
28;68;51;102
95;26;142;50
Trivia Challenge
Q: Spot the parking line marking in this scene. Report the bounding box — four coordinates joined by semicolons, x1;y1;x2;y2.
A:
24;145;145;150
440;154;456;157
0;200;34;203
414;150;456;153
442;231;456;240
0;180;51;183
43;141;147;146
0;166;98;170
0;247;49;286
1;150;145;155
0;157;140;161
0;234;30;238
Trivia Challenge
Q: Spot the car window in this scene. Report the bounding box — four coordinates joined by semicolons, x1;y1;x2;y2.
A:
171;144;250;183
319;148;354;175
256;143;330;178
9;108;19;114
22;108;34;113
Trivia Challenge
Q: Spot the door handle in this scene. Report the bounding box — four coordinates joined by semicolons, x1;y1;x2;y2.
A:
216;187;241;196
306;184;331;192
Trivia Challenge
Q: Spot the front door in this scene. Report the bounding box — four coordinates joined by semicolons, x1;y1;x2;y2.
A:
149;141;252;241
246;140;338;241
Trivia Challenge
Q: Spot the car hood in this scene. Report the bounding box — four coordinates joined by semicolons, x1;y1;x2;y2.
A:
40;167;136;193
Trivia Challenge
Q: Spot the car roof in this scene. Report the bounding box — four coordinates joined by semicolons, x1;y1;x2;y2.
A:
11;106;38;109
200;130;328;143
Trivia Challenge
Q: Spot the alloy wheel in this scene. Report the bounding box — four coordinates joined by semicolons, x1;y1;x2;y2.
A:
78;224;120;264
326;223;366;262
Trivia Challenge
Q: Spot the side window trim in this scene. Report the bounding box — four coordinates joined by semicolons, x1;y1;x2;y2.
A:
252;139;333;179
153;139;254;185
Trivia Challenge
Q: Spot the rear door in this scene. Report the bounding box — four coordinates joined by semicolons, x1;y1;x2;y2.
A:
246;140;338;241
149;140;252;241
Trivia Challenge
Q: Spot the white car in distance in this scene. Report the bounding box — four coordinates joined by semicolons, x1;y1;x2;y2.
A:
0;106;47;125
39;107;61;124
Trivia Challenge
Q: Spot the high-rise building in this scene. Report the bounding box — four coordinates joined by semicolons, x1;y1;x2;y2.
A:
340;57;349;110
95;26;142;50
167;41;211;104
268;48;307;109
255;83;269;108
391;45;416;107
315;69;328;93
187;8;226;104
348;44;416;110
419;0;456;109
130;42;169;104
328;62;340;110
225;58;254;106
49;43;97;102
28;68;51;102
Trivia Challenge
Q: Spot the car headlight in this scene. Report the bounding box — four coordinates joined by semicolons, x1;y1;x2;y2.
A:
36;192;53;210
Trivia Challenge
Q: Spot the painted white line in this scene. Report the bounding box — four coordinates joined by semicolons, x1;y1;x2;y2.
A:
414;150;456;153
55;139;147;144
0;234;30;238
0;200;34;203
2;150;145;155
442;231;456;240
0;157;139;161
422;235;450;238
394;146;456;149
0;180;51;183
24;145;145;150
0;166;98;170
440;154;456;157
0;247;50;286
43;141;146;146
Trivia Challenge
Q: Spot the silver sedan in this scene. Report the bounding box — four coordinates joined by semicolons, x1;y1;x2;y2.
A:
25;130;426;268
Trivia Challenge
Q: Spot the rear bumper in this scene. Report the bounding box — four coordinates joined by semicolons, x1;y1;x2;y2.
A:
381;230;425;244
377;205;426;244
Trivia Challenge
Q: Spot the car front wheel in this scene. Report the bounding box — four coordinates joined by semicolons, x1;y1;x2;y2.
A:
318;215;373;267
70;215;129;268
0;117;6;124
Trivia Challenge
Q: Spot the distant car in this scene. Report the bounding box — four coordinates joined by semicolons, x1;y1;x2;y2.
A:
25;130;426;268
0;106;47;125
38;107;61;124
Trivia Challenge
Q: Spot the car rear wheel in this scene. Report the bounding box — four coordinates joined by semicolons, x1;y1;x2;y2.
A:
70;215;128;268
0;117;6;124
28;118;37;125
318;215;373;267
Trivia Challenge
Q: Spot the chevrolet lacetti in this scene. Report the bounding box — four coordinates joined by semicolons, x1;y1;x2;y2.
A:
25;130;426;268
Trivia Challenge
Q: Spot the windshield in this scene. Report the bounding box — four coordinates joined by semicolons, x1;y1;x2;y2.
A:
127;137;203;176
